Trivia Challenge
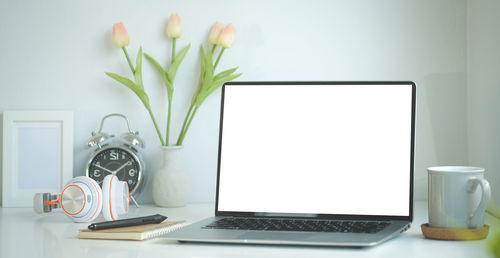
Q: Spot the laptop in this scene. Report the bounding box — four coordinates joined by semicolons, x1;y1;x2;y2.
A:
166;81;416;247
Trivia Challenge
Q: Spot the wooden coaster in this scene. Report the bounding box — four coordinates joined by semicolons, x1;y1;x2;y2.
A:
421;223;489;241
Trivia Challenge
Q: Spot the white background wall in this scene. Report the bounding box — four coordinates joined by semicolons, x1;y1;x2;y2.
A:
467;0;500;213
0;0;475;204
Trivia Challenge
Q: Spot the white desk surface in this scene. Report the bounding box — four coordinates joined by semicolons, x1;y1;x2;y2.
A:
0;201;498;258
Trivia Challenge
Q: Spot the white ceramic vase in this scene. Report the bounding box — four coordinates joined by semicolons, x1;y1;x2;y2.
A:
152;146;188;207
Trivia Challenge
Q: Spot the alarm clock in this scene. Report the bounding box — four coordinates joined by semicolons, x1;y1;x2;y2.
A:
86;113;145;207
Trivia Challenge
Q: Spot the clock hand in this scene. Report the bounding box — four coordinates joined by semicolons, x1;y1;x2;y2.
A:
113;161;131;174
95;164;114;175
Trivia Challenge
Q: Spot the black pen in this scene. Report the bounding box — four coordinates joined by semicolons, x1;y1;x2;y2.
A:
88;214;167;230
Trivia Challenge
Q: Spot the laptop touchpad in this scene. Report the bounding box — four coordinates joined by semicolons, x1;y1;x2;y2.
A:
238;232;314;241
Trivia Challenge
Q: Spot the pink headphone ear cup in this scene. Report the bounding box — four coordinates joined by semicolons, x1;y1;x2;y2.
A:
63;176;102;223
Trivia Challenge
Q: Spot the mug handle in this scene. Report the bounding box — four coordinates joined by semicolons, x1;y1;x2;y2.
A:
466;178;491;228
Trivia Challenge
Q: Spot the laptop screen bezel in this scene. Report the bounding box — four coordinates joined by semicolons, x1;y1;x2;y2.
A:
215;81;415;222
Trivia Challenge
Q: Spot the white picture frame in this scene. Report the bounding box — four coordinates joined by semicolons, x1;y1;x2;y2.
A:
2;111;73;207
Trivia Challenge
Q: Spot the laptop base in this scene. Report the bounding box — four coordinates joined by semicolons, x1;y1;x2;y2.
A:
165;217;411;247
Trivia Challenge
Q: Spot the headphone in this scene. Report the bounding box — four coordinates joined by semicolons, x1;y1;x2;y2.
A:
33;175;130;222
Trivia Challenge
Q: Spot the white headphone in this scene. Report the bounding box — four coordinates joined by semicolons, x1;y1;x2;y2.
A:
34;175;130;222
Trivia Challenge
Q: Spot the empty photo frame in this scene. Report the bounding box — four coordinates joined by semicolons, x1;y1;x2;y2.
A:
2;111;73;207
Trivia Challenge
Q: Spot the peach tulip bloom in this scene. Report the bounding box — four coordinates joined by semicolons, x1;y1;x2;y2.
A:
166;13;183;38
112;22;130;48
208;22;223;45
217;24;235;48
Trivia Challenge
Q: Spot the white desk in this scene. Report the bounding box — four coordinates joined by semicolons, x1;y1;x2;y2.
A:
0;201;497;258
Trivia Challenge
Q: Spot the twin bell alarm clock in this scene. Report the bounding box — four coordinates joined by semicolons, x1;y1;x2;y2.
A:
32;114;144;222
86;113;146;207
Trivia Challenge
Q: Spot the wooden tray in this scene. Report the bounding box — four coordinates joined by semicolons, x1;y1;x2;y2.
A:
421;223;489;241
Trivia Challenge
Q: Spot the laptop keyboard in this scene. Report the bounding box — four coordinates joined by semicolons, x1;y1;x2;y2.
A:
203;218;390;234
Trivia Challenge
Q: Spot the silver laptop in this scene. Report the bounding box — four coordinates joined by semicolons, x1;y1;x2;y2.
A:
166;81;416;247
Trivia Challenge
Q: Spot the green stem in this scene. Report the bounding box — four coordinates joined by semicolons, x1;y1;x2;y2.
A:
177;106;199;145
122;47;135;74
213;47;225;70
171;38;176;64
166;98;172;146
165;38;177;145
176;104;194;145
146;106;165;146
211;44;217;54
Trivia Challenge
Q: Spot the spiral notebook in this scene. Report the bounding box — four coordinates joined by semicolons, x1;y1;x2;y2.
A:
78;221;185;241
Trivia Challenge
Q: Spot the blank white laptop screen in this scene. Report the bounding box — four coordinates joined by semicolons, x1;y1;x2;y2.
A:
217;83;413;217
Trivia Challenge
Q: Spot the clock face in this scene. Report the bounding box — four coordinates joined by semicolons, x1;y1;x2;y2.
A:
87;147;141;193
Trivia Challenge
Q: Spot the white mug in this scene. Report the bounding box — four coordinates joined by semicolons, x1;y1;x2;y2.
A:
427;166;491;229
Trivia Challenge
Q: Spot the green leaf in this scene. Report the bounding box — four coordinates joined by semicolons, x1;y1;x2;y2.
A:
214;67;238;81
191;45;240;108
144;53;172;95
212;73;242;92
196;73;242;107
105;72;138;91
194;88;209;107
190;78;203;106
134;48;143;89
198;46;207;85
166;43;190;87
199;46;206;71
136;90;150;107
193;47;213;107
204;46;214;85
190;46;206;105
105;71;150;106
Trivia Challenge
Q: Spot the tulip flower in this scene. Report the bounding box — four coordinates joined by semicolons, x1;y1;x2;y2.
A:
108;22;165;145
212;24;235;69
176;23;240;145
112;22;135;74
216;24;235;48
166;13;183;66
112;22;130;48
106;19;240;147
208;22;223;45
144;13;190;145
166;13;183;38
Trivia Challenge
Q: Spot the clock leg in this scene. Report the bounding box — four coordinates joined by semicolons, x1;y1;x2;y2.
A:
131;196;140;208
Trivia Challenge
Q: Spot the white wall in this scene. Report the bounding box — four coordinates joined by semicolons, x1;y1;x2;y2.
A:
467;0;500;214
0;0;468;203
